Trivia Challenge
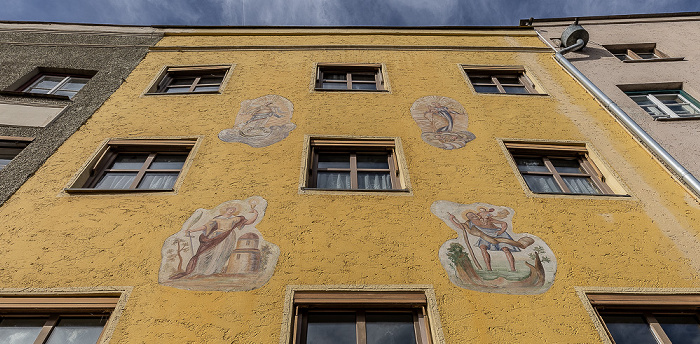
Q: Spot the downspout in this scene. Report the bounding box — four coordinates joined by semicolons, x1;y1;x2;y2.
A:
541;29;700;199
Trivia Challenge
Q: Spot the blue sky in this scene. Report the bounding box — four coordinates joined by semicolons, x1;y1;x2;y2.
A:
2;0;699;26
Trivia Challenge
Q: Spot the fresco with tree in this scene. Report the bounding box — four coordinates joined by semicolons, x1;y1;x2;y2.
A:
432;201;556;294
410;95;475;150
218;94;296;147
159;196;279;291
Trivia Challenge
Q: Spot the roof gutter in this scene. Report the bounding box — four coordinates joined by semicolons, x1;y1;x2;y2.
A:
547;36;700;199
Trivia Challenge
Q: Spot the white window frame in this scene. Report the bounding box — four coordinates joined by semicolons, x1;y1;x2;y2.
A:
24;75;90;98
629;91;700;119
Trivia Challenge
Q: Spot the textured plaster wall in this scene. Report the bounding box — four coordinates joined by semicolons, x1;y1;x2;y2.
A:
533;16;700;178
1;28;700;343
0;23;161;205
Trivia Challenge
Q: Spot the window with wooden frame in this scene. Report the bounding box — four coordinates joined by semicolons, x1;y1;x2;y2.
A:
463;66;539;95
0;295;119;344
18;73;92;99
506;142;615;195
305;138;402;191
148;66;230;94
67;138;196;192
603;44;683;63
0;136;32;170
625;90;700;120
289;291;433;344
315;64;384;91
587;293;700;344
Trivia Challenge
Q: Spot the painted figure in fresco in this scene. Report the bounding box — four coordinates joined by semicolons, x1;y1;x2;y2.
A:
424;102;458;133
462;210;518;272
410;96;475;150
240;101;284;137
170;202;259;280
218;94;296;148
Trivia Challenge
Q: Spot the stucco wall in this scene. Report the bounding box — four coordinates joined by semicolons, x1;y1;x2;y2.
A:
532;16;700;178
0;23;161;204
1;28;700;343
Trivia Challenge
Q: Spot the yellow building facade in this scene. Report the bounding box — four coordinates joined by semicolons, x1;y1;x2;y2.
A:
1;27;700;343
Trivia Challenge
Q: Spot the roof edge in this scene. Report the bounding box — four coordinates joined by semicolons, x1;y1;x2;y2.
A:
520;11;700;26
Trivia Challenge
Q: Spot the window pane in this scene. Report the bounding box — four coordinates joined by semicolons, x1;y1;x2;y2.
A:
523;175;562;193
110;154;148;169
165;87;191;93
469;76;493;84
305;312;356;344
317;154;350;169
473;85;500;93
149;154;186;169
351;74;375;81
317;172;351;189
636;53;656;59
54;90;79;98
45;317;107;344
357;154;389;169
193;86;220;92
602;314;658;344
137;172;179;190
551;159;584;174
61;78;89;91
322;82;348;89
198;76;224;84
0;317;46;344
358;172;392;190
324;73;346;81
94;172;137;189
0;158;11;170
503;86;529;94
169;77;196;86
497;77;521;85
629;95;655;106
31;76;64;90
614;54;629;61
667;104;700;116
562;176;601;194
366;313;417;344
515;158;549;172
351;83;377;90
656;315;700;344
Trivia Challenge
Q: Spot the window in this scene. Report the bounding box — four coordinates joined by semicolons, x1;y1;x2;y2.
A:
626;90;700;120
19;74;91;99
0;295;119;344
148;66;230;94
315;64;384;91
0;137;32;170
463;66;539;94
305;138;405;191
604;44;682;63
67;138;197;192
505;142;615;195
289;291;435;344
587;293;700;344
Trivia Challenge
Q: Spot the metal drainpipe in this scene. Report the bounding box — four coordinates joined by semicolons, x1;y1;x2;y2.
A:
549;38;700;198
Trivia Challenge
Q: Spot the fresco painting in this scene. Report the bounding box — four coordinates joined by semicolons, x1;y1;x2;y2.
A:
410;96;475;150
159;196;279;291
432;201;556;294
218;94;296;147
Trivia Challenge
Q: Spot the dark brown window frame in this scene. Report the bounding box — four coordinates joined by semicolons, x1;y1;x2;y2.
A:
588;293;700;344
0;136;33;170
463;66;540;95
66;139;196;193
147;66;230;95
315;64;385;91
0;295;119;344
506;142;615;195
306;139;401;191
290;291;433;344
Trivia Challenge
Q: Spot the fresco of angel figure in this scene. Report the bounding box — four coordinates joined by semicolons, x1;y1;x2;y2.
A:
410;96;475;150
159;197;280;291
218;94;296;148
432;201;557;295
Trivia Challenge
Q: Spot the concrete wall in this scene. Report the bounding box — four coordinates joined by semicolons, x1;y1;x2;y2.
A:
531;15;700;178
1;27;700;343
0;23;161;205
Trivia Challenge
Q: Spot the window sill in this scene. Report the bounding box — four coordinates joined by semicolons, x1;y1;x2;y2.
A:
299;187;412;196
622;57;685;63
531;191;630;197
313;88;388;93
143;91;221;96
474;91;548;96
65;188;175;194
655;116;700;121
0;90;71;101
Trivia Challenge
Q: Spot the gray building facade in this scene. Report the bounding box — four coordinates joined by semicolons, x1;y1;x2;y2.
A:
0;22;161;205
525;13;700;181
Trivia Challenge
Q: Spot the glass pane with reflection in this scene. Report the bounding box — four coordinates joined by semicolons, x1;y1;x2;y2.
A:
602;314;657;344
0;317;46;344
137;172;179;190
514;158;548;172
523;175;561;193
551;159;583;174
95;172;137;189
366;313;417;344
318;154;350;169
322;82;348;89
149;154;186;169
351;83;377;90
358;172;391;190
357;154;389;169
110;154;148;170
305;312;356;344
45;317;107;344
503;86;529;94
656;314;700;344
317;172;351;189
473;85;499;93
